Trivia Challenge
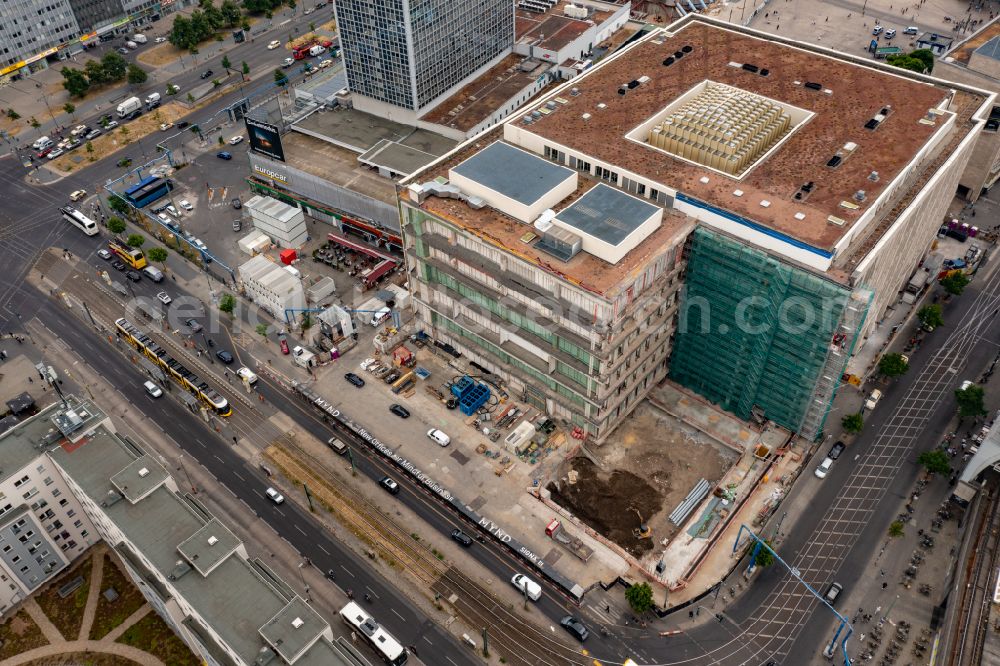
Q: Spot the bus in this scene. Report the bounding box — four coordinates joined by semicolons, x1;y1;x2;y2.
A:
339;602;407;665
108;238;147;269
59;206;99;236
114;318;232;417
123;176;171;208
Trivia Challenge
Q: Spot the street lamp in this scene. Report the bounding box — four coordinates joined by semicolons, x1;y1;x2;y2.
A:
297;562;312;601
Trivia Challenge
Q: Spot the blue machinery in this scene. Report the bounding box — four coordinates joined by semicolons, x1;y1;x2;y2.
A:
733;524;852;665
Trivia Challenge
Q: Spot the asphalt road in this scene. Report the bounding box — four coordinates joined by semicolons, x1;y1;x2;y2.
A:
34;293;477;666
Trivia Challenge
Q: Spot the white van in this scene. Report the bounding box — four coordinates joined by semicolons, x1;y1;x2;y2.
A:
511;574;541;601
427;428;451;447
142;266;164;282
33;136;53;150
369;306;391;327
903;26;919;35
308;44;325;57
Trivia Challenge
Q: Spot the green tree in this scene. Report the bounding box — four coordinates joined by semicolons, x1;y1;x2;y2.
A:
624;582;654;614
166;83;180;96
885;54;926;74
126;233;146;248
187;93;196;104
754;541;775;567
878;352;909;378
212;78;222;88
917;449;951;476
204;3;226;30
956;384;986;419
274;68;289;86
911;49;935;73
101;51;128;81
118;125;131;145
941;272;970;296
84;59;107;85
256;323;269;338
169;15;196;50
126;64;148;86
309;21;315;32
62;102;76;119
85;141;95;161
108;195;131;217
147;247;168;267
888;521;905;538
6;108;20;121
241;18;251;31
108;217;127;234
29;117;41;132
242;61;250;77
842;412;864;434
287;0;296;12
222;55;232;73
221;0;242;25
219;293;236;314
61;67;90;97
917;304;944;330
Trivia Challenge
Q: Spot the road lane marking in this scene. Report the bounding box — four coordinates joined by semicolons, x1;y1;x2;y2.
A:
318;544;330;555
294;524;307;535
391;609;405;621
340;565;355;577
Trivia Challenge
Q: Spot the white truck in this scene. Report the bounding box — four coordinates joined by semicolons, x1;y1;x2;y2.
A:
132;33;147;44
117;96;142;118
144;92;161;108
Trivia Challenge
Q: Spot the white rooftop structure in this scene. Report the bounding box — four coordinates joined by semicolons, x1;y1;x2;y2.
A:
239;255;306;321
245;195;308;249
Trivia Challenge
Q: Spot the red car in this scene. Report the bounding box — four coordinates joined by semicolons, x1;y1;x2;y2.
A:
36;147;52;159
279;337;290;354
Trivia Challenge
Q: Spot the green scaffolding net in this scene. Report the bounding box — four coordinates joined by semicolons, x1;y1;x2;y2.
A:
669;227;852;433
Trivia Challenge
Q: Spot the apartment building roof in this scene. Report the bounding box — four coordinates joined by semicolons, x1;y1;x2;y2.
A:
516;2;614;50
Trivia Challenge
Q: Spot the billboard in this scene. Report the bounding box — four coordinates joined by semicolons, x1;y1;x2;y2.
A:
245;117;285;162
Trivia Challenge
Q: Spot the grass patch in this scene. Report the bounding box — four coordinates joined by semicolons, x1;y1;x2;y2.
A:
89;554;147;640
35;554;93;641
0;609;48;660
117;610;199;666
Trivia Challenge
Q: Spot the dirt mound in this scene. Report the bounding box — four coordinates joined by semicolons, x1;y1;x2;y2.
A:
547;457;662;556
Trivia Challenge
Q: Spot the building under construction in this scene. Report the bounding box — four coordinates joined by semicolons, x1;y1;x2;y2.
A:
399;15;993;442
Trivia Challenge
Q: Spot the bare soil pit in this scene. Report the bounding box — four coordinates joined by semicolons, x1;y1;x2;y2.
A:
548;459;661;556
546;401;739;558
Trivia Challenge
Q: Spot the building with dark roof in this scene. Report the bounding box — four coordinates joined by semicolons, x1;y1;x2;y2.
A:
400;15;993;441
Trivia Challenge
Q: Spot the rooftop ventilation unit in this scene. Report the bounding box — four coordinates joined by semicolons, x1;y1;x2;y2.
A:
627;80;640;89
292;617;304;629
535;226;583;262
674;50;685;59
759;68;770;76
853;189;867;202
545;100;557;110
868;170;880;182
564;3;588;18
570;87;581;96
208;535;219;546
741;63;759;73
682;45;693;53
521;115;533;124
662;57;675;66
534;209;556;233
804;81;823;91
618;85;628;95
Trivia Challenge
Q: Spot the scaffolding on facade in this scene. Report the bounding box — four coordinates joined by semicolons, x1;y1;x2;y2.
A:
669;227;856;437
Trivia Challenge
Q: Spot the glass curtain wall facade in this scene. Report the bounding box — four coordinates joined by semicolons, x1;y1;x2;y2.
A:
335;0;513;113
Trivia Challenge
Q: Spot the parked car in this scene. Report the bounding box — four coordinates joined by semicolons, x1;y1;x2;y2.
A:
200;69;214;79
427;428;450;447
236;367;257;384
216;151;232;160
117;47;129;55
559;616;589;641
864;389;882;411
155;36;167;43
160;122;173;131
185;318;202;333
389;404;410;418
125;270;141;282
104;120;119;129
318;58;333;69
379;476;400;495
156;291;171;305
885;28;897;39
814;456;834;479
265;487;284;504
344;372;365;387
70;189;87;201
279;337;290;354
176;120;189;129
267;39;282;50
47;148;64;159
232;219;242;232
178;199;193;211
872;25;883;35
450;529;473;547
828;441;846;460
85;129;102;139
216;350;234;364
111;259;126;271
824;582;843;605
228;135;243;145
97;248;113;260
510;574;541;601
